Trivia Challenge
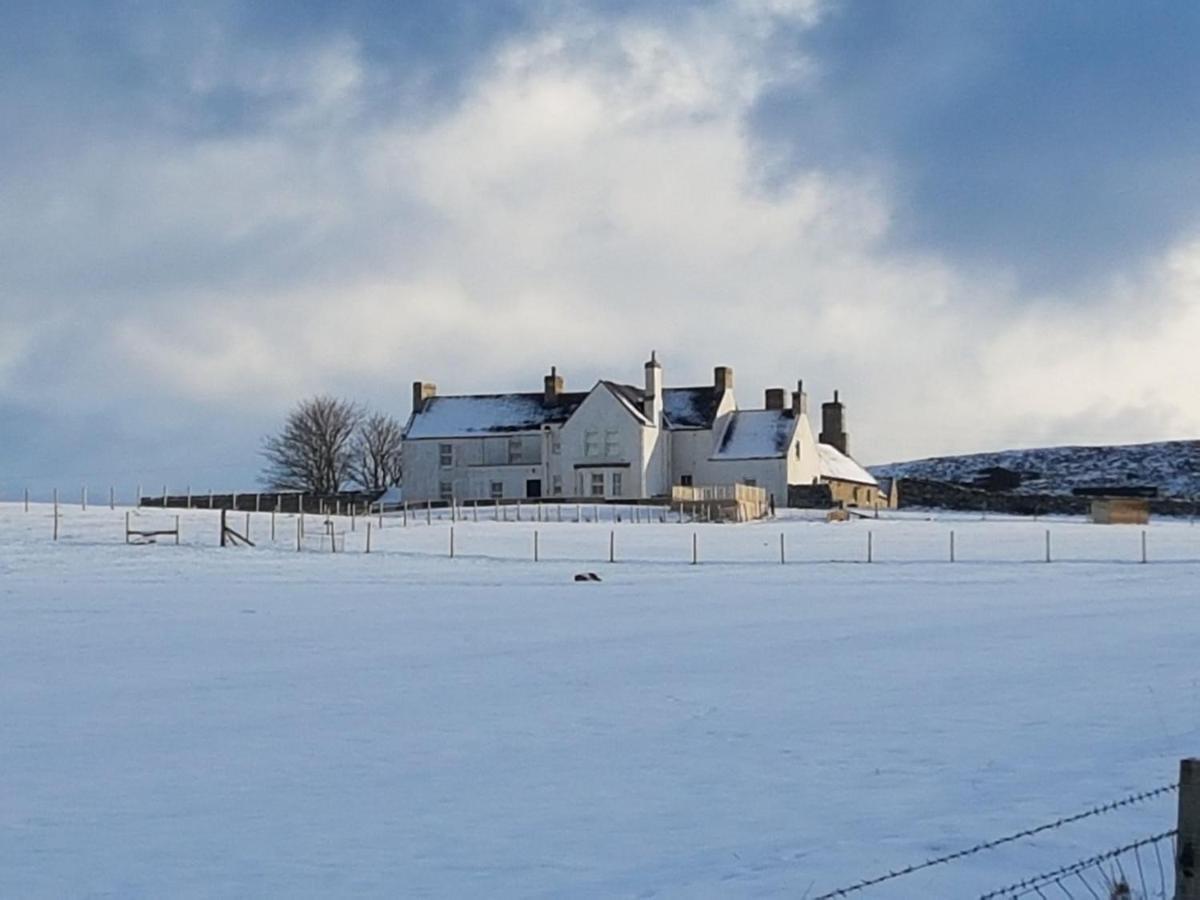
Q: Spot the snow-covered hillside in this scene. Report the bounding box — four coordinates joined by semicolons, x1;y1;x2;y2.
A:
2;504;1195;897
872;439;1200;498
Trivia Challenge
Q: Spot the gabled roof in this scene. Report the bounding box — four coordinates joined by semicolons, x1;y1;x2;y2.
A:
601;382;651;423
663;386;722;429
818;443;878;486
710;410;797;460
404;391;588;439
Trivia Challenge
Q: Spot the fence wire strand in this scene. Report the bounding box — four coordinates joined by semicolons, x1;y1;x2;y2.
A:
810;783;1178;900
978;829;1177;900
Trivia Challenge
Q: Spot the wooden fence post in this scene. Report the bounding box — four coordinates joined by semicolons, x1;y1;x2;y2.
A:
125;511;130;544
220;509;227;548
24;487;29;512
81;486;87;511
1141;530;1148;564
780;532;785;565
1178;758;1200;899
53;488;58;541
450;526;455;558
174;516;180;545
867;530;873;563
692;532;698;565
1045;529;1051;563
534;530;539;562
109;486;115;510
950;530;955;563
365;521;372;554
609;530;615;563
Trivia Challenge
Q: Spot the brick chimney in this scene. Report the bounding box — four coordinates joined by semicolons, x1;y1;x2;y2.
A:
819;389;849;455
792;380;808;416
714;366;734;394
764;388;786;410
412;381;436;415
543;366;563;406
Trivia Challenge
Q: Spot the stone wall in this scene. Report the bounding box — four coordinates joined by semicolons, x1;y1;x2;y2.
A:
896;478;1199;518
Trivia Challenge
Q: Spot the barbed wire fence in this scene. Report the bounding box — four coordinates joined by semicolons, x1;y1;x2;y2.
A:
808;760;1200;900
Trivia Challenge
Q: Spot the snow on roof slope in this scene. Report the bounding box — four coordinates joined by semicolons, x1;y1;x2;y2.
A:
711;410;796;459
662;387;721;429
405;392;587;439
601;382;651;423
819;443;878;486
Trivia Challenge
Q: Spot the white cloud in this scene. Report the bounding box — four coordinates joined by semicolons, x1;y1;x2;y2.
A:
5;1;1198;468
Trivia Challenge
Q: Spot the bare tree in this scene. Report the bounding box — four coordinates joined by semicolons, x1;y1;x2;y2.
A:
261;396;363;494
352;412;404;491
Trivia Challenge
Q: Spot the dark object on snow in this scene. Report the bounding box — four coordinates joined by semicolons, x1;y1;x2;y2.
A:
573;573;602;582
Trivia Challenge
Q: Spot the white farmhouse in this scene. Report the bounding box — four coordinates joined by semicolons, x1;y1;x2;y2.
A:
401;354;882;508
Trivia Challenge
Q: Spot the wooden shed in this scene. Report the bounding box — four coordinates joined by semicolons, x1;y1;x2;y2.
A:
1090;497;1151;525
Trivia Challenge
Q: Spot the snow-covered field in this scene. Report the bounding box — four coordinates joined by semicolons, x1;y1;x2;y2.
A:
2;504;1197;897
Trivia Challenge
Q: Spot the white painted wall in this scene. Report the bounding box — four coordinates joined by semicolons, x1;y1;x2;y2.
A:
787;412;822;487
557;384;650;499
402;433;544;502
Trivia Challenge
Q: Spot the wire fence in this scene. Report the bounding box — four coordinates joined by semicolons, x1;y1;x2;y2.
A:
977;830;1177;900
811;784;1179;899
6;501;1200;567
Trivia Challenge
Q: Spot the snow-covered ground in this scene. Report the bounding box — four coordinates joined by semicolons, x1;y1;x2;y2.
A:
2;503;1197;897
872;438;1200;498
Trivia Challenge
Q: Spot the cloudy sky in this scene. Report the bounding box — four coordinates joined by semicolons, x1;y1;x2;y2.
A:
3;0;1199;493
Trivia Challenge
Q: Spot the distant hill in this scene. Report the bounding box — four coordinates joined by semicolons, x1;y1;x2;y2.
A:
871;440;1200;499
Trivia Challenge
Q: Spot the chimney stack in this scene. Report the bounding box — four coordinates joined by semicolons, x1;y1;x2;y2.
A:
543;366;564;406
792;380;808;416
643;351;663;423
412;381;437;415
819;389;849;455
764;388;786;410
714;366;734;394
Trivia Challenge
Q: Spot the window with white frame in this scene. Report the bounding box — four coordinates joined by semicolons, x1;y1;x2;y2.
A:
584;430;600;457
794;441;801;459
551;474;562;495
680;474;693;486
490;481;504;499
590;472;605;496
439;443;453;467
439;481;453;500
611;472;623;496
603;429;620;457
742;478;757;487
507;436;523;464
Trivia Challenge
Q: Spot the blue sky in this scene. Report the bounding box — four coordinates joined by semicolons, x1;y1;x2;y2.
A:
2;0;1198;493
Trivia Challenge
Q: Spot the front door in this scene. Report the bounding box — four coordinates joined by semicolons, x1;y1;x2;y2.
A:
525;479;542;498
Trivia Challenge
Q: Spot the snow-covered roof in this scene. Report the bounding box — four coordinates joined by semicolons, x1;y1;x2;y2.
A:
405;392;587;439
710;410;796;460
818;443;878;486
662;386;722;430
